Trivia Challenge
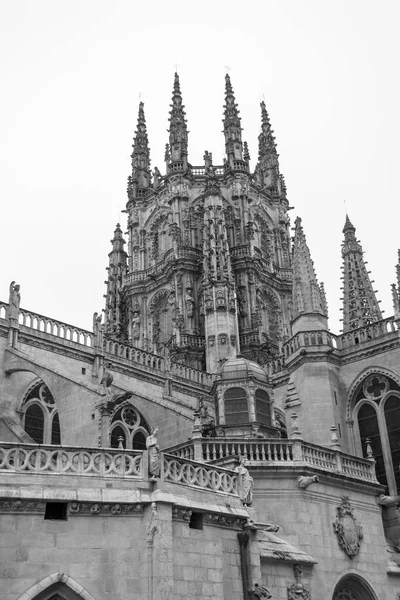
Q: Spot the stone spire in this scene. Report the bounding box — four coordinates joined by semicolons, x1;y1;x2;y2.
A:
104;224;128;339
391;250;400;320
167;72;188;170
257;101;279;185
127;102;151;202
291;217;328;333
222;74;244;168
340;215;382;332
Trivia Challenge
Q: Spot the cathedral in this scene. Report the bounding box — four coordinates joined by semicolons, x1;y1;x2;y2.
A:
1;73;400;600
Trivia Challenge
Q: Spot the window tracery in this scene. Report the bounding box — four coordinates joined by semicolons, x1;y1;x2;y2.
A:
110;403;150;450
352;374;400;494
21;381;61;445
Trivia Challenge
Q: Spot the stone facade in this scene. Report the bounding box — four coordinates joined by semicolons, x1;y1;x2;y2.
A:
1;73;400;600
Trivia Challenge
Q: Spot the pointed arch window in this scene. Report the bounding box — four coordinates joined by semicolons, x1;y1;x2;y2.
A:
21;381;61;445
353;374;400;494
110;404;150;449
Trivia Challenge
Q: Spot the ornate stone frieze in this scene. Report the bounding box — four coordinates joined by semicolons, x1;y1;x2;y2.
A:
203;513;246;530
172;507;192;522
332;496;363;558
69;502;143;516
0;499;46;513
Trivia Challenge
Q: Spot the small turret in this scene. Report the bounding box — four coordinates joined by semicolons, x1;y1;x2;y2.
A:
104;224;128;338
166;72;188;172
127;102;151;202
340;216;382;332
291;217;328;334
222;74;245;170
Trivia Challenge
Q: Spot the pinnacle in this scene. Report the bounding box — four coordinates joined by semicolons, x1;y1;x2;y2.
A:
173;71;181;96
343;214;355;232
225;73;234;96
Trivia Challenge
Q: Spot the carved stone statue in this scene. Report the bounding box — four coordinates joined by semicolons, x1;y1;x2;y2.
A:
132;311;140;339
146;427;160;479
99;362;113;392
153;167;161;189
93;312;104;349
185;287;194;317
236;457;253;506
103;390;134;413
8;281;20;328
251;583;272;599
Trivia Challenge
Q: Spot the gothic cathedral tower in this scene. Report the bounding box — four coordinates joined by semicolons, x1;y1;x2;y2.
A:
103;74;293;372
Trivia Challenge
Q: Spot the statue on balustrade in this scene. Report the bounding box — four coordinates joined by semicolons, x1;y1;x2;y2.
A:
132;311;140;339
146;427;160;480
236;457;254;506
8;281;20;328
93;312;104;349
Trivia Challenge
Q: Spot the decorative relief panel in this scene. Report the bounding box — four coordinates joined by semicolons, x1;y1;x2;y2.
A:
69;502;143;516
332;497;363;558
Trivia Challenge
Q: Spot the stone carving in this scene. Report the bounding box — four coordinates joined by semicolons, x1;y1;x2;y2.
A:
378;494;400;506
146;502;160;544
333;496;363;558
203;513;246;530
251;583;272;599
146;426;160;479
185;287;194;317
0;499;46;513
69;502;143;516
297;475;319;489
230;334;237;346
236;457;253;506
132;311;140;339
93;312;104;349
287;564;311;600
172;507;192;522
216;288;226;310
219;333;227;345
103;390;134;413
208;335;215;347
99;362;114;392
8;281;20;327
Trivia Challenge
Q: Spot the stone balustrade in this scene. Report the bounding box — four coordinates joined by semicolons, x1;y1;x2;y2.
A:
336;316;398;350
167;438;377;483
283;329;337;359
104;339;165;371
0;443;144;479
162;453;238;496
170;362;213;386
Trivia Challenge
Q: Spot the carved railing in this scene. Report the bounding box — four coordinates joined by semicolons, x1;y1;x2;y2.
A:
264;354;286;376
166;438;377;483
0;302;94;348
170;362;213;386
202;439;293;463
283;330;338;359
179;334;206;348
0;443;143;479
162;453;238;496
104;339;165;371
337;316;398;351
231;245;251;259
273;265;293;280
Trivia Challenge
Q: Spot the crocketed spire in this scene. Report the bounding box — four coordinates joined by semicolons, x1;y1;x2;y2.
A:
256;100;280;190
291;217;328;321
391;250;400;320
167;72;188;168
340;215;382;332
222;74;243;167
127;102;151;201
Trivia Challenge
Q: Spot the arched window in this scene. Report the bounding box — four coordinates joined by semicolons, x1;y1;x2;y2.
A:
255;389;271;426
332;574;378;600
224;387;248;426
353;373;400;494
21;381;61;445
110;404;150;449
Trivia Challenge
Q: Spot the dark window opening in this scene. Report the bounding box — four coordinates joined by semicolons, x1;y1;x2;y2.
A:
110;425;126;449
255;389;271;427
44;502;68;521
225;387;248;426
133;431;147;450
25;403;44;444
81;367;86;375
358;403;387;489
189;512;203;530
51;413;61;445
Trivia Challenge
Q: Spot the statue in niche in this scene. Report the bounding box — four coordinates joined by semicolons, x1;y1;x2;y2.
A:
8;281;20;328
132;311;140;339
146;427;160;480
204;150;215;176
236;457;253;506
216;289;226;309
92;312;104;349
185;287;194;317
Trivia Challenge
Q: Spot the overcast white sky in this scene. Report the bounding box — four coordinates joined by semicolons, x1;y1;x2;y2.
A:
1;0;399;335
